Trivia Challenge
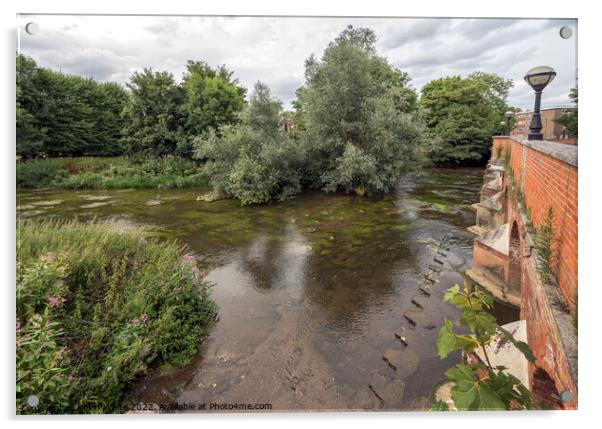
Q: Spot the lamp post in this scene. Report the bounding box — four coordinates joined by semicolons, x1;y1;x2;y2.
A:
524;66;556;140
504;111;514;135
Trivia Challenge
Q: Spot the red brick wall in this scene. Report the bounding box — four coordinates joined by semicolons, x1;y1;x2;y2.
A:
492;137;578;307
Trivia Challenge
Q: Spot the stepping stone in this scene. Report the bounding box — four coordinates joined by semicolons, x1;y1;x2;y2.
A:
369;372;405;405
383;348;419;378
418;283;431;296
424;272;438;283
411;295;429;309
403;311;418;326
433;257;445;265
404;309;441;329
428;265;442;273
394;332;408;345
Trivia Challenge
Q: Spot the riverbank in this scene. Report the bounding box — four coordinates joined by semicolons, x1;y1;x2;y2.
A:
16;156;209;189
16;220;217;414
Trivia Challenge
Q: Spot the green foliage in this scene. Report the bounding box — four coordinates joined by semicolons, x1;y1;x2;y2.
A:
556;87;578;137
120;69;185;158
16;157;208;189
534;207;557;284
297;25;424;196
420;72;514;166
432;284;535;411
16;220;217;413
179;61;246;156
16;54;128;158
194;82;304;205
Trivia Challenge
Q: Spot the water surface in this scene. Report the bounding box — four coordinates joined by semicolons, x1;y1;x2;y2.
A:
18;168;503;411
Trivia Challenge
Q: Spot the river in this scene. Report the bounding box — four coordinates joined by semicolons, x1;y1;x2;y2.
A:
17;168;516;412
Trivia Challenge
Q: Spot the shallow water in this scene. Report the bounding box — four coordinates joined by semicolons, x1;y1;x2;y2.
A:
17;168;515;411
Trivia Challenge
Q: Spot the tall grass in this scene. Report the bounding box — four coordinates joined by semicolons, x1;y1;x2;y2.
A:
16;220;217;414
16;157;209;189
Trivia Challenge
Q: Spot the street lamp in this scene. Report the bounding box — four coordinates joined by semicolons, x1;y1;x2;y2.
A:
504;111;514;135
524;66;556;140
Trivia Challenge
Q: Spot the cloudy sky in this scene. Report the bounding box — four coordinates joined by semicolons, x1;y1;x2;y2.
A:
18;15;577;111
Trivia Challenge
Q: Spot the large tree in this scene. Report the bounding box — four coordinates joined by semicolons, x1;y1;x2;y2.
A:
420;72;514;166
178;61;246;156
16;54;128;158
120;69;185;158
296;25;424;196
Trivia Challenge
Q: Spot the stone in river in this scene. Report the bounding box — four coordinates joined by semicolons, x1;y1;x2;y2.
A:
368;371;405;405
383;348;419;378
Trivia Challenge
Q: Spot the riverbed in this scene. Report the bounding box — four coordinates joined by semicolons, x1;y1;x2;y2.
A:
17;168;514;411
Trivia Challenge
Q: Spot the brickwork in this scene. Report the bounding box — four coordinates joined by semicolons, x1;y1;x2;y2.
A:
492;137;577;306
483;136;578;408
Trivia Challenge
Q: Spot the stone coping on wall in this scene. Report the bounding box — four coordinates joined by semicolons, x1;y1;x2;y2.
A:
493;135;578;167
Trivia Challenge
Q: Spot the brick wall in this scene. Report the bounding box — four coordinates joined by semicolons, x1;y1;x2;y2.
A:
492;137;578;306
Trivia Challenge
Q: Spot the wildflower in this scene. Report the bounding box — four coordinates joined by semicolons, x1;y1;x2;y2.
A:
48;296;65;308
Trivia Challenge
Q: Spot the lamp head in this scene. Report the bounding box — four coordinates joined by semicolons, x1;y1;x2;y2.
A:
524;66;556;91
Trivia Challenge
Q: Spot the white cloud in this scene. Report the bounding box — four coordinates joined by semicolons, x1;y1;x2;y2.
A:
17;15;577;110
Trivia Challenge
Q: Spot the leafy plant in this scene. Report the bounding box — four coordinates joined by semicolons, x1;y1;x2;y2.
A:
16;220;217;413
495;144;503;160
534;207;557;284
432;284;536;411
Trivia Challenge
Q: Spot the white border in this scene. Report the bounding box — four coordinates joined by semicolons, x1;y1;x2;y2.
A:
2;1;601;428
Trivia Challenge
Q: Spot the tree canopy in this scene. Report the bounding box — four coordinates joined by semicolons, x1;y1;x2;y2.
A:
194;82;304;205
556;87;578;137
296;25;424;196
419;72;514;166
17;54;128;158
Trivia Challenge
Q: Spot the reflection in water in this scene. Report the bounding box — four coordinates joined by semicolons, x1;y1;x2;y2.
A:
17;168;487;411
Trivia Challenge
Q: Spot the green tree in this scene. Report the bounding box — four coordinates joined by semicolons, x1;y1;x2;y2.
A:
556;87;578;137
120;69;185;158
16;54;128;158
16;55;46;157
297;25;423;196
194;82;304;205
420;73;514;166
178;61;246;156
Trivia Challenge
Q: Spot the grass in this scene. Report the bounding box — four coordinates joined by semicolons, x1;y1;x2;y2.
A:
16;220;217;414
16;156;209;189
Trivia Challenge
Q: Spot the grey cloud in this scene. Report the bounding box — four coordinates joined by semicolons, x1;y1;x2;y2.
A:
17;15;576;110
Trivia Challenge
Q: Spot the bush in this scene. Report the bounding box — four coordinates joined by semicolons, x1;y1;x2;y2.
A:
195;82;304;205
16;220;217;413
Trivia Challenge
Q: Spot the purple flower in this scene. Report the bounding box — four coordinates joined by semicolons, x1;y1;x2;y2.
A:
48;296;65;308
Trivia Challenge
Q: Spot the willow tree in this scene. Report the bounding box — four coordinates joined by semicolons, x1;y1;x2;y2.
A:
296;25;424;197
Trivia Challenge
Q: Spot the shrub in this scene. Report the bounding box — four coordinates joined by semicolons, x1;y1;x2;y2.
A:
16;220;217;413
194;82;304;205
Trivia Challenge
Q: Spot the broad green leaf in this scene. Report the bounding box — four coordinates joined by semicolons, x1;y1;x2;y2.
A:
498;326;536;363
447;364;506;411
437;320;457;358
